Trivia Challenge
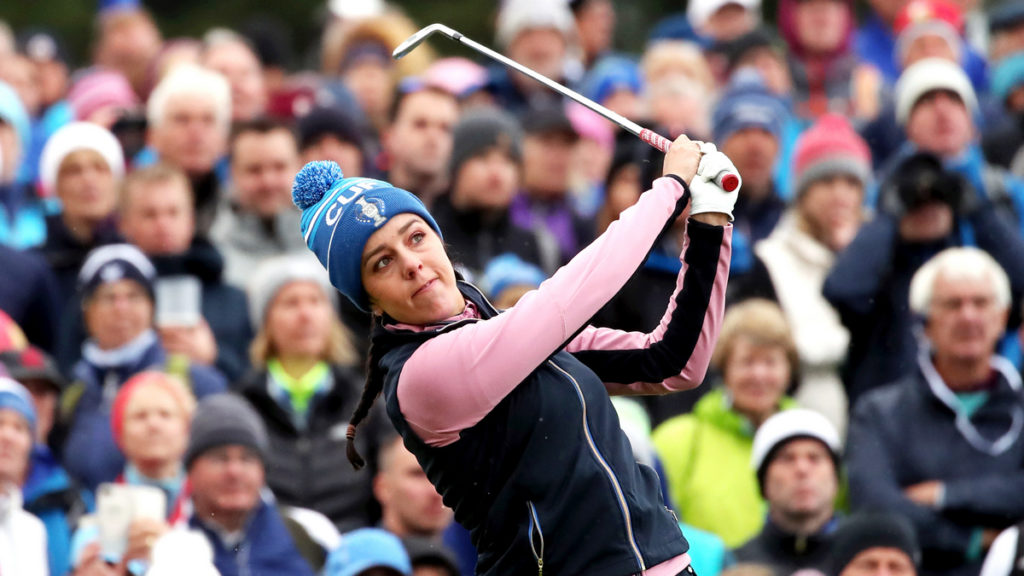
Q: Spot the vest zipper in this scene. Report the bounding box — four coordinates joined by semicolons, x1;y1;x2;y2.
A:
547;360;646;572
527;501;545;575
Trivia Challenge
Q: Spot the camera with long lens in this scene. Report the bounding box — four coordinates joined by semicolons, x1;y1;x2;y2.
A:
886;152;966;213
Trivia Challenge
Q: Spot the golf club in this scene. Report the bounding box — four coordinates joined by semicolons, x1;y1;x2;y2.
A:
393;23;741;193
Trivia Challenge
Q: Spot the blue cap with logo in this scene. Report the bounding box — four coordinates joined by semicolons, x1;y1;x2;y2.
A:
293;161;442;311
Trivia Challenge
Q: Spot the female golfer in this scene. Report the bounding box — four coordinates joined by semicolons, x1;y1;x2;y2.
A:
292;135;736;575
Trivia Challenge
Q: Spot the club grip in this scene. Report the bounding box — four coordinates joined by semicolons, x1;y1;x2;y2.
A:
640;129;741;192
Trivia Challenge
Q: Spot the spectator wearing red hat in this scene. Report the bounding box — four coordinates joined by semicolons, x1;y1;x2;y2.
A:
69;371;194;575
730;114;869;435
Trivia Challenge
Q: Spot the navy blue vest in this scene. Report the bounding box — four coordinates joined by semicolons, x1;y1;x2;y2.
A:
377;284;688;576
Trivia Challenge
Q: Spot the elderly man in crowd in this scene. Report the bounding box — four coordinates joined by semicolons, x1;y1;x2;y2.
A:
846;247;1024;576
145;63;231;237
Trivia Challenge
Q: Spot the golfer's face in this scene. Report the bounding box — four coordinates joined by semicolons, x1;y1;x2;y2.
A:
362;214;465;325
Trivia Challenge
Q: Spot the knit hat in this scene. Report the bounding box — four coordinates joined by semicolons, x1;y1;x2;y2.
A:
423;57;488;98
326;528;412;576
521;103;579;139
829;513;920;576
66;69;140;123
991;52;1024;108
78;244;156;304
0;346;65;392
185;393;268;469
895;57;978;124
448;108;523;180
17;29;69;65
296;105;365;153
567;102;614;152
894;0;964;65
111;371;196;449
989;1;1024;34
482;253;546;302
0;311;28;353
792;114;871;196
581;55;643;106
292;161;442;311
712;69;788;145
39;121;126;196
0;377;35;435
496;0;576;48
247;254;339;331
688;0;761;33
402;537;460;576
751;408;842;495
723;27;786;73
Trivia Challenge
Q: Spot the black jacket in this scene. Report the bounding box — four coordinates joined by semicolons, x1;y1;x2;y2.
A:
847;357;1024;575
238;364;390;532
430;194;547;278
37;213;122;310
733;517;837;576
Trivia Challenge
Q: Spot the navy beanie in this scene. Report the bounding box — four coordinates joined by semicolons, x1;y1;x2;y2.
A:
78;243;156;303
293;161;442;311
712;69;788;145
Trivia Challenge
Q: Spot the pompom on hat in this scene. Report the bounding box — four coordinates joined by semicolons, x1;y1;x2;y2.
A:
292;161;442;311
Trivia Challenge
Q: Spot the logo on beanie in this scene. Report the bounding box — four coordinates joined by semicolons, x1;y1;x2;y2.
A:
354;197;386;227
323;180;382;227
100;263;125;283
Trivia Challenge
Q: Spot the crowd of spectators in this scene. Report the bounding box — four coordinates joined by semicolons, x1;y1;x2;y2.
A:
1;0;1024;574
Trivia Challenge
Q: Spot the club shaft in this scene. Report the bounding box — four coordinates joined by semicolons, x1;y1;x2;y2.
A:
449;33;647;139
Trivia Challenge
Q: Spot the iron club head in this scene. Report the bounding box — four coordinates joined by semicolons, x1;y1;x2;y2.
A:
392;23;460;60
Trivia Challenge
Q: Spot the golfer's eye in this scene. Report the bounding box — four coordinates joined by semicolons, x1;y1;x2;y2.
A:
410;231;425;245
374;255;392;271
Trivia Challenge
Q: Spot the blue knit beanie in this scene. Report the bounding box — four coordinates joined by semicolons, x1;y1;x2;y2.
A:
991;52;1024;108
712;69;788;145
292;161;442;311
0;377;36;437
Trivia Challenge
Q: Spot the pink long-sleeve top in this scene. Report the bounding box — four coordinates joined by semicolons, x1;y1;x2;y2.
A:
390;175;732;575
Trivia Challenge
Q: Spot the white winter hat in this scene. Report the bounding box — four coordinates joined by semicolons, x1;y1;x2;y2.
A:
751;409;841;488
496;0;576;48
894;57;977;125
687;0;761;33
39;121;125;196
247;254;339;331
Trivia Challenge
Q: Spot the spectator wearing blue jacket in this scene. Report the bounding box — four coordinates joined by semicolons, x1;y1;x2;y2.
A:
824;152;1024;407
60;244;227;491
2;346;89;576
846;247;1024;575
891;58;1024;242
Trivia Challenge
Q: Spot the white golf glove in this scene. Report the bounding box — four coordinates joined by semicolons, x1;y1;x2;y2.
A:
688;142;740;221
